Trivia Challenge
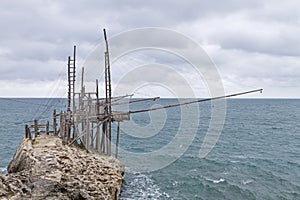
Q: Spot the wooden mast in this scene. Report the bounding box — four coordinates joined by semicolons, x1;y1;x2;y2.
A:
103;28;112;155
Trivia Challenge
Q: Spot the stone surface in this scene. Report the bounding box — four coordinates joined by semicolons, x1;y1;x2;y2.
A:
0;136;124;200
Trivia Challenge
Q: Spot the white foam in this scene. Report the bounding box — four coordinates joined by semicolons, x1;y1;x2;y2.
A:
172;181;178;186
213;178;225;184
120;173;170;199
233;155;248;159
0;167;7;173
205;177;225;184
242;179;253;185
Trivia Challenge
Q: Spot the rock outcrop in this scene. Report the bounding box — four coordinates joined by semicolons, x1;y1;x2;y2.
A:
0;136;124;200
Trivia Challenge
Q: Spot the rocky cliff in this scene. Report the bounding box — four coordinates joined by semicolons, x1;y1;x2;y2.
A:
0;136;124;200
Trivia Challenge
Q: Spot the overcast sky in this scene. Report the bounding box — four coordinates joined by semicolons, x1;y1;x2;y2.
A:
0;0;299;98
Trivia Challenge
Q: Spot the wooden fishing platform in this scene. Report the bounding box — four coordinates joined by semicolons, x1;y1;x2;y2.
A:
24;29;263;159
25;29;132;158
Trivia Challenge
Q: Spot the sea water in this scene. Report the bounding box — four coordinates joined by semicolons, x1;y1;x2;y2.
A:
0;98;299;199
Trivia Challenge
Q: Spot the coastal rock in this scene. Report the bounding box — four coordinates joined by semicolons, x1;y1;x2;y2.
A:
0;136;124;200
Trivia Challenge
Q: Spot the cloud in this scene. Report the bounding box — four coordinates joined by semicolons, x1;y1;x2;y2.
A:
0;0;299;97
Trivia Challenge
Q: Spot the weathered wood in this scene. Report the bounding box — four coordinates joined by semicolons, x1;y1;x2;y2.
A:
53;109;57;136
96;79;100;151
72;45;76;113
130;89;264;114
105;121;109;155
86;119;90;151
96;125;100;151
73;112;77;139
104;28;112;156
101;122;106;154
67;112;71;139
22;35;132;158
25;124;28;138
29;124;51;129
34;120;38;138
63;112;67;141
60;112;64;139
28;127;32;140
46;121;49;135
115;121;120;158
91;122;94;148
82;119;86;146
67;56;71;112
15;32;262;162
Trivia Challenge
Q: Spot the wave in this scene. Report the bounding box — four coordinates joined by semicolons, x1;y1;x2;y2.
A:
0;167;7;174
204;177;225;184
241;179;253;185
120;172;170;200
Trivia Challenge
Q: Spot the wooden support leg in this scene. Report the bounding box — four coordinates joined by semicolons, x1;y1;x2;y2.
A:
115;121;120;158
101;122;106;154
53;109;57;136
91;122;94;148
105;122;109;155
82;119;86;146
86;119;90;152
96;123;100;152
34;119;38;138
28;127;32;140
25;124;28;138
46;121;49;135
60;112;63;138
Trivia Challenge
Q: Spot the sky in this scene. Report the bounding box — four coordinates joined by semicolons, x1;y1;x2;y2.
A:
0;0;299;98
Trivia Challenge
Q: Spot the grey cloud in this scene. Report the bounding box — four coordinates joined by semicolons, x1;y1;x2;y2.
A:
190;1;300;56
0;58;66;81
0;0;299;97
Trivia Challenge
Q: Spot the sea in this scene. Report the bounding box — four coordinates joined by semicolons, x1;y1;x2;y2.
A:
0;98;299;200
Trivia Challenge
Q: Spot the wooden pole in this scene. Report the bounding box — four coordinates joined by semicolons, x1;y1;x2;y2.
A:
67;112;71;139
104;29;112;156
105;121;109;155
25;124;28;138
101;122;106;154
82;119;86;146
81;67;84;95
115;121;120;158
86;119;90;151
60;112;63;138
63;112;67;141
53;109;57;136
96;79;100;151
28;127;32;140
91;122;94;148
130;89;264;114
80;67;85;145
46;121;49;135
34;119;38;138
96;123;100;151
73;101;77;139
